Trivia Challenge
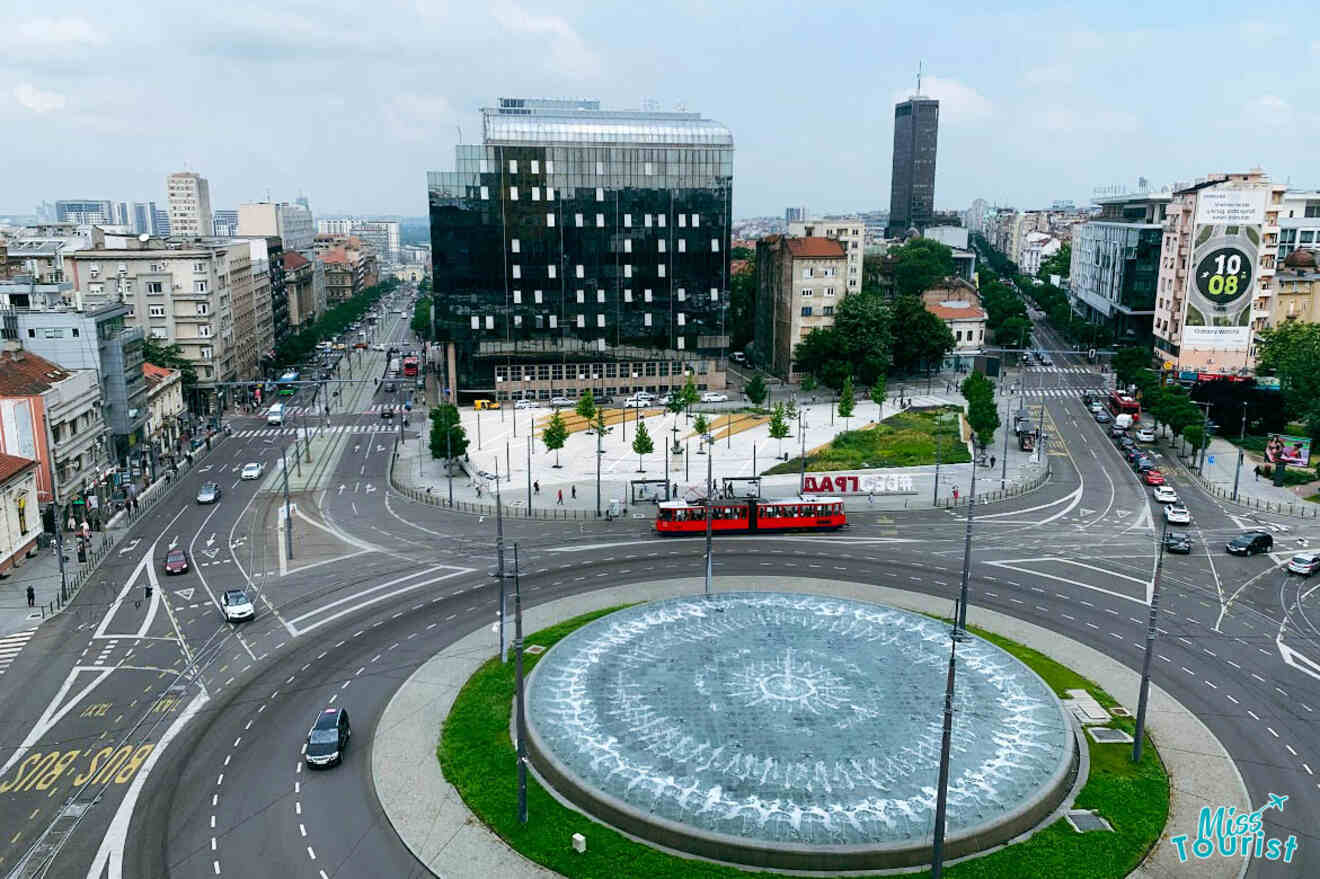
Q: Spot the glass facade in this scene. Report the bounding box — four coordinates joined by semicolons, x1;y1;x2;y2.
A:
428;100;733;393
887;98;939;235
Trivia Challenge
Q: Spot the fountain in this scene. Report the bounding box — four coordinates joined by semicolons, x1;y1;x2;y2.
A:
524;592;1078;871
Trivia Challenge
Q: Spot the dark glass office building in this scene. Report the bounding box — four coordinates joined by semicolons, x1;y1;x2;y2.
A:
428;98;734;400
886;96;939;237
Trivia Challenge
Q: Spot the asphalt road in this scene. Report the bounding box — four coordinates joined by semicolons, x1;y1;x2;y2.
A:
2;301;1319;878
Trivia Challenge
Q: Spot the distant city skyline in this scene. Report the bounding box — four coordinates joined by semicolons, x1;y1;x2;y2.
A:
5;2;1319;218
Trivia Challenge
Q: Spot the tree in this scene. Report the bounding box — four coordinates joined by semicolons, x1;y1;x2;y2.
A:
411;296;433;340
1182;424;1208;457
141;337;198;393
730;246;754;261
784;399;798;421
967;395;1001;450
729;262;757;352
768;403;791;459
1112;346;1153;389
837;375;855;429
744;373;767;406
870;378;887;418
692;414;710;448
891;238;955;297
792;329;851;390
1256;322;1320;441
831;289;894;385
589;408;609;438
680;376;700;414
800;374;817;393
542;411;569;468
632;419;654;472
889;295;955;373
961;371;995;406
429;404;468;461
575;388;597;421
997;314;1032;350
1037;244;1072;281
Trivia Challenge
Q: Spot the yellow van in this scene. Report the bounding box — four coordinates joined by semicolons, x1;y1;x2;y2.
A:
473;399;501;411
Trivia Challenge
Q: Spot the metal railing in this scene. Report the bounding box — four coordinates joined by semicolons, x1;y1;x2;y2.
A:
941;463;1052;509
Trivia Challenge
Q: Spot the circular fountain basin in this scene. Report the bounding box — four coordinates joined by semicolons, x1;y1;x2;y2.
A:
524;592;1077;871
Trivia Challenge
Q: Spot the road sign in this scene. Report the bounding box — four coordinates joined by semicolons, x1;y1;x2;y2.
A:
1207;455;1215;465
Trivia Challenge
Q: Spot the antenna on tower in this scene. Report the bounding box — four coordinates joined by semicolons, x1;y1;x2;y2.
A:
916;60;924;95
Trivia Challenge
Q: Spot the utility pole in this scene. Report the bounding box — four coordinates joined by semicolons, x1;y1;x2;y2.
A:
1194;401;1211;473
513;542;528;823
445;411;454;506
930;628;959;879
527;434;533;513
281;445;293;560
933;433;942;505
703;433;714;595
956;444;980;634
1133;519;1169;763
1000;397;1010;490
799;412;808;494
595;420;603;518
494;458;507;663
43;414;69;604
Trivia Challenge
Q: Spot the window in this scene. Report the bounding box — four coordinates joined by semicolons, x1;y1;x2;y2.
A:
801;306;813;316
658;239;666;253
25;329;33;338
148;305;166;317
545;160;554;174
677;336;685;350
1302;231;1315;244
644;161;654;175
658;214;666;228
658;264;666;277
576;314;585;328
89;283;104;295
531;187;540;201
549;315;557;329
150;327;168;339
484;315;493;330
480;186;490;200
512;265;521;279
710;288;719;301
199;325;212;337
511;238;520;253
546;187;554;201
801;288;813;297
596;213;605;227
624;214;632;227
509;159;518;174
691;214;700;228
677;288;686;301
624;265;632;278
824;287;835;297
644;289;653;302
597;314;605;327
514;315;523;327
192;262;204;273
711;239;719;252
575;213;584;227
194;280;208;293
201;347;212;360
644;313;652;327
802;267;814;279
534;290;543;304
677;312;686;326
956;330;963;342
624;289;633;302
596;290;605;303
644;214;652;228
595;161;604;175
576;289;585;304
530;159;539;174
16;497;27;536
546;212;555;227
678;239;686;253
678;214;687;228
146;281;163;295
509;186;518;201
575;264;584;278
470;316;480;329
547;264;556;278
513;290;522;304
822;306;835;316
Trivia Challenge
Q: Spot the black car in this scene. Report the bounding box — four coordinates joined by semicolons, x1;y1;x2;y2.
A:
1094;411;1112;424
381;406;395;419
1164;532;1192;554
305;707;351;767
1134;458;1157;474
1119;436;1136;450
1125;447;1144;463
1226;531;1273;556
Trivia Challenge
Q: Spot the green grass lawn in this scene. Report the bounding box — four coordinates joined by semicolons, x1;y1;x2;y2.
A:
763;406;972;475
438;608;1169;879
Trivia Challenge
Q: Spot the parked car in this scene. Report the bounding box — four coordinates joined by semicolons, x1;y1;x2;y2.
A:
1152;485;1179;504
1142;469;1166;486
1136;428;1156;443
549;397;574;407
221;589;255;622
1226;531;1274;556
622;397;650;408
1110;424;1127;438
1135;459;1157;474
163;548;190;575
514;399;536;410
381;406;395;419
1163;503;1190;524
1088;402;1104;414
1164;532;1193;554
240;462;264;480
305;707;351;768
1287;551;1320;576
1093;411;1112;424
196;482;222;504
701;392;729;403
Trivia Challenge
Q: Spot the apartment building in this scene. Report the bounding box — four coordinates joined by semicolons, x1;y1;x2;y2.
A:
143;363;185;464
237;202;314;253
1276;190;1320;262
1068;191;1169;347
1270;248;1320;326
282;251;318;330
66;240;244;412
921;280;986;364
166;172;214;238
754;236;848;380
1152;170;1284;378
54;200;114;225
787;220;863;295
0;454;40;578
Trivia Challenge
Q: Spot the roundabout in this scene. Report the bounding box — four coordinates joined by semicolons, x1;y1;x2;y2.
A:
523;592;1078;869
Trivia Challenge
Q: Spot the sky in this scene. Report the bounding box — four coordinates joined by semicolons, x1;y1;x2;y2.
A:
4;0;1318;220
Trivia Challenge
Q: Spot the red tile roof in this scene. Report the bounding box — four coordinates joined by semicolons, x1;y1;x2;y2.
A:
142;362;178;389
785;237;846;259
0;351;72;396
926;302;988;321
320;248;350;265
0;452;35;484
282;251;310;271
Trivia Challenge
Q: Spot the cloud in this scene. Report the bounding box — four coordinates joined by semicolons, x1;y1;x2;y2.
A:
383;93;456;142
17;17;104;45
491;2;601;78
12;83;66;113
894;76;992;122
1034;105;1138;134
1022;65;1073;88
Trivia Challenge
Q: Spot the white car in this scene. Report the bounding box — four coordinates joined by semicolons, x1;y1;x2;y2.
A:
1152;485;1179;504
240;462;264;480
514;399;536;410
1287;551;1320;576
549;397;574;407
622;397;651;408
1088;402;1104;414
1163;504;1191;525
221;589;255;622
1136;428;1156;442
701;392;729;403
372;343;386;351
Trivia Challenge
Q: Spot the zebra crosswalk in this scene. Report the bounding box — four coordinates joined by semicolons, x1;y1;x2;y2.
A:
232;424;404;439
1023;365;1101;374
0;628;36;679
246;403;408;417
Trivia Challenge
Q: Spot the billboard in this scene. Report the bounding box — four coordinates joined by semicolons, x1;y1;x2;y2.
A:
1265;434;1311;468
1181;189;1266;359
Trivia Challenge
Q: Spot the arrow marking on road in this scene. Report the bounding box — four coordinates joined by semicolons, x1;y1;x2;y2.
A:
118;538;142;556
338;484;346;495
175;588;195;600
365;484;376;493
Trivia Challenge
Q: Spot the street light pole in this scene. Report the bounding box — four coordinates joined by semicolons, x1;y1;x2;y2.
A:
930;628;959;879
703;434;714;595
1000;398;1009;490
513;542;528;824
281;445;293;560
494;458;507;663
1133;519;1169;763
955;443;980;635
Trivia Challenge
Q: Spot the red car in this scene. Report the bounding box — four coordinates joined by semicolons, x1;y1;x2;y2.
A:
1142;469;1165;486
163;548;190;574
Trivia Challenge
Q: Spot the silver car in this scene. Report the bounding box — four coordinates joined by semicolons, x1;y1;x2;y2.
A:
221;589;255;622
1288;552;1320;576
196;481;222;504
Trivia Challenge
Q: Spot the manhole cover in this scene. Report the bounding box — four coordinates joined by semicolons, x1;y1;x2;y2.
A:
1066;809;1113;833
524;644;545;655
1109;705;1131;717
1088;727;1133;744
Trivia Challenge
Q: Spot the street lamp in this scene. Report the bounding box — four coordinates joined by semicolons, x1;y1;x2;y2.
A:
702;433;715;595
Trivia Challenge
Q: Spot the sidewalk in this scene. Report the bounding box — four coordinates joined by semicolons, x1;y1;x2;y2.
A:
392;388;1049;517
1175;436;1318;520
372;576;1249;879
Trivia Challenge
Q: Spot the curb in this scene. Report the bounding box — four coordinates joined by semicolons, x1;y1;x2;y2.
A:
371;576;1249;879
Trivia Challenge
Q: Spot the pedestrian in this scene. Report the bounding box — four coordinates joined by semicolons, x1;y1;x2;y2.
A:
952;485;960;503
571;485;576;499
1253;465;1260;482
26;585;34;608
533;481;540;494
867;491;874;505
557;488;564;505
990;455;996;470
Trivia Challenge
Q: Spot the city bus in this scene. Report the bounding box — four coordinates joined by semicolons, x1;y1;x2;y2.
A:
1108;391;1141;423
654;496;847;535
402;355;419;378
278;370;300;396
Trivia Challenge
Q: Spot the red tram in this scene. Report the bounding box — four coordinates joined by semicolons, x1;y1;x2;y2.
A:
653;496;847;535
